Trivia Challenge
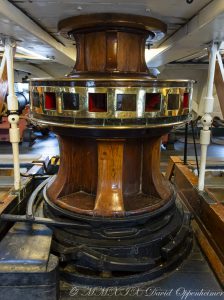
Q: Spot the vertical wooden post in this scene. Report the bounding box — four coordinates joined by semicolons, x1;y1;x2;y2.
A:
142;137;173;201
94;139;124;215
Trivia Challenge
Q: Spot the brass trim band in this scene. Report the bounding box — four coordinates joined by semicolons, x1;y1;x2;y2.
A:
30;82;193;128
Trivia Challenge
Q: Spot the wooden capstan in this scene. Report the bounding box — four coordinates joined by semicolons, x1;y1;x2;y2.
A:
30;14;193;217
29;14;193;283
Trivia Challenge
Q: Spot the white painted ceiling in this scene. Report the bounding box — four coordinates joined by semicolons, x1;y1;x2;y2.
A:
9;0;211;46
1;0;224;77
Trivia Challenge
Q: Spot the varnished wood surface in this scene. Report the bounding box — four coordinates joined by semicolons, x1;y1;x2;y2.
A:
94;140;124;214
0;188;14;214
142;137;173;201
83;32;107;72
123;140;141;195
192;220;224;285
58;13;166;73
55;191;168;216
106;31;118;71
47;136;98;201
201;201;224;255
165;156;182;180
47;136;173;216
73;30;148;73
172;157;224;278
46;13;173;217
205;187;224;203
59;13;167;38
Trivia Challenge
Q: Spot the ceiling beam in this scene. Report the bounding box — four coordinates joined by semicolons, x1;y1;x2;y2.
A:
214;60;224;118
0;0;75;66
148;0;224;67
14;62;53;78
160;63;209;70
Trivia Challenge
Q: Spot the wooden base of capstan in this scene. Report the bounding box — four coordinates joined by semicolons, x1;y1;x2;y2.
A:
47;134;174;217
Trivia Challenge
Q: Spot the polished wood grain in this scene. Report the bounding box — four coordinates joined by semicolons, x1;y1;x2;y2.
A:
192;220;224;286
45;13;173;217
59;13;167;39
59;13;166;73
72;30;148;73
173;158;224;283
84;32;106;72
123;140;141;195
73;33;86;71
94;140;124;214
142;137;173;201
47;136;98;201
106;31;118;71
165;156;182;181
116;31;146;72
47;136;173;216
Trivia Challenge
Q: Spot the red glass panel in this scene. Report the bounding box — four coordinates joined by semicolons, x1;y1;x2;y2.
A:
183;93;189;109
89;93;107;112
145;93;161;112
44;92;56;110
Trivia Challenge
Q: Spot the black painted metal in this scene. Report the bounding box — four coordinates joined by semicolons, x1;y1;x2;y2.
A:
0;177;91;229
0;222;59;300
191;120;200;175
43;193;193;286
0;213;92;228
184;122;188;165
31;79;193;88
33;113;190;129
0;161;193;287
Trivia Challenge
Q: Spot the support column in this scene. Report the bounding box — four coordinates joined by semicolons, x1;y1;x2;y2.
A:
198;43;218;191
4;38;21;191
